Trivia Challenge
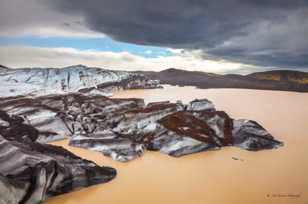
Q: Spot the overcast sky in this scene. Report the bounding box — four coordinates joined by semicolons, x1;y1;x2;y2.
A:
0;0;307;74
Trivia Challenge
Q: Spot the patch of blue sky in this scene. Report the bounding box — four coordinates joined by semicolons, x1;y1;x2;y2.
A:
0;36;173;58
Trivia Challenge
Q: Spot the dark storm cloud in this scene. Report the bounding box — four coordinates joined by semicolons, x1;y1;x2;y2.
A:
46;0;308;69
49;0;265;46
1;0;308;68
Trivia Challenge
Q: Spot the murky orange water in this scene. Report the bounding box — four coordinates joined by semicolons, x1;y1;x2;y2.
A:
46;86;308;204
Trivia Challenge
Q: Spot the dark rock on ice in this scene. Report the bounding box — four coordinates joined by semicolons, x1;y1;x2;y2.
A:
192;110;233;146
187;98;216;111
69;132;145;162
232;119;283;150
0;110;39;142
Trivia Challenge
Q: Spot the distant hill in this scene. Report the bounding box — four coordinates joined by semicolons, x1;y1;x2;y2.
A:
248;70;308;84
138;68;308;92
1;65;308;93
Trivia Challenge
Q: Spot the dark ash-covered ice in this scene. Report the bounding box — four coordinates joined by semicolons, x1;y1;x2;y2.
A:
66;96;283;161
0;93;283;163
0;109;116;204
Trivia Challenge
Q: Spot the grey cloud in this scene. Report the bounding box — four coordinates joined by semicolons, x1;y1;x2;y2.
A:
1;0;308;69
48;0;308;69
0;0;100;37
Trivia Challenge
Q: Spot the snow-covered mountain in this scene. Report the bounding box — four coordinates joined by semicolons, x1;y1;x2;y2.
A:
0;65;160;97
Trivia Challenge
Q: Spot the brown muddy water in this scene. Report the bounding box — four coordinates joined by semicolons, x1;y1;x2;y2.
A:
46;86;308;204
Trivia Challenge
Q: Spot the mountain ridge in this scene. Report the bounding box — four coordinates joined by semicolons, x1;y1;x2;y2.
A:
1;65;308;93
137;68;308;92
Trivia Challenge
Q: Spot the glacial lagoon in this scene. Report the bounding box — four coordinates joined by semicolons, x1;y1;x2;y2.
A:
46;86;308;204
